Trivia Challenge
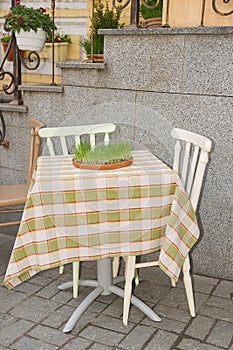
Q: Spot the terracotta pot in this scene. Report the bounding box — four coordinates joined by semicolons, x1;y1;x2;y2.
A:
15;29;46;51
72;157;133;170
141;17;162;28
45;42;70;63
84;54;104;63
1;42;25;61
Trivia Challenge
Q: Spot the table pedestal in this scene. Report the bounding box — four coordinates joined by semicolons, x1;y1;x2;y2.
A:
58;258;161;333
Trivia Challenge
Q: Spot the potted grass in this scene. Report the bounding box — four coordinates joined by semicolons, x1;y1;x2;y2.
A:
80;1;124;63
140;0;163;28
72;141;132;170
4;3;56;51
45;33;71;62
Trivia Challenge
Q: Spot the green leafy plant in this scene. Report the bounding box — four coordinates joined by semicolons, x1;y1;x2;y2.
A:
80;1;124;56
1;33;11;42
4;4;57;35
73;141;132;165
140;0;163;20
46;33;71;43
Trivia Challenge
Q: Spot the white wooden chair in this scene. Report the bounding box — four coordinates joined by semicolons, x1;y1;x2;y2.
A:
38;123;116;298
121;128;212;326
0;119;45;229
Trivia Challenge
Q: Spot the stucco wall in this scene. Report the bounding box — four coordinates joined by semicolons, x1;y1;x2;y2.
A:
0;26;232;280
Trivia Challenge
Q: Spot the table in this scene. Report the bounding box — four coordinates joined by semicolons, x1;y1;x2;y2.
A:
4;150;200;331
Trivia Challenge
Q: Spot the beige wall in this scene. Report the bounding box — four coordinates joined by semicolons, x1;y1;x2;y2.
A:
164;0;233;28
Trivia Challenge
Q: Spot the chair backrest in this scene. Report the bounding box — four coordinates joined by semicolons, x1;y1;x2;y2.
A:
27;119;45;184
38;123;116;156
171;128;212;211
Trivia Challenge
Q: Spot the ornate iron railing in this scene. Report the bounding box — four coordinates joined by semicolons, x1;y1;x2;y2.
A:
212;0;233;16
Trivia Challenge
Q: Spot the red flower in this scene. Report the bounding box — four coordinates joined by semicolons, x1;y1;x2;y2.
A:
17;16;23;22
15;0;20;5
7;12;12;17
39;7;46;13
56;37;62;42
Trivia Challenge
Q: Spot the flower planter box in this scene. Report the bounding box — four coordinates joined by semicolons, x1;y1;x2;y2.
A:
45;42;70;63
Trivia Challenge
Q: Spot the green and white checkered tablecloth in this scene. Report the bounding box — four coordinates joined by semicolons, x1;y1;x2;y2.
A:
4;150;200;288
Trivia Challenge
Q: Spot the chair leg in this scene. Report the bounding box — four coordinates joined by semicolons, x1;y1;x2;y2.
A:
112;257;120;278
123;256;136;326
171;279;176;287
183;255;196;317
59;265;64;274
73;262;80;298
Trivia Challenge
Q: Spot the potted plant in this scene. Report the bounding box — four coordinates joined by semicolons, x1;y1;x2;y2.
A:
72;141;132;170
140;0;163;28
1;32;25;61
4;4;57;51
45;33;71;63
80;1;124;63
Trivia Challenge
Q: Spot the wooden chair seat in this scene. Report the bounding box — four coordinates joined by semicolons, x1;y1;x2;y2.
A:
0;184;28;206
0;119;45;228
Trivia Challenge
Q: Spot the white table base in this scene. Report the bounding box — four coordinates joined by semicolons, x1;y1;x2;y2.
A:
58;258;161;333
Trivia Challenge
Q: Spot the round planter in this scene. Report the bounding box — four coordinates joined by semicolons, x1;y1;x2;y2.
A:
141;17;162;28
1;42;25;61
45;42;70;63
15;29;46;51
72;158;133;171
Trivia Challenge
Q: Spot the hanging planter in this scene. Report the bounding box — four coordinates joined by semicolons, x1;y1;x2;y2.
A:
4;4;56;52
15;29;47;51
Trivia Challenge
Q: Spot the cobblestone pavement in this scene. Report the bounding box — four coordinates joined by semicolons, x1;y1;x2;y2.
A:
0;232;233;350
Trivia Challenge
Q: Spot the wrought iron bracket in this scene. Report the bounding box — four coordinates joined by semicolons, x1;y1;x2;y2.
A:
212;0;233;16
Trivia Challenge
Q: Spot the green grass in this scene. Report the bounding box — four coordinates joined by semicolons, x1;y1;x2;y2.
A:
73;141;132;164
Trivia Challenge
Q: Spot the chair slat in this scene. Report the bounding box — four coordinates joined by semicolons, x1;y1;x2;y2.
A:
186;145;199;196
181;142;191;185
60;136;68;155
173;140;181;173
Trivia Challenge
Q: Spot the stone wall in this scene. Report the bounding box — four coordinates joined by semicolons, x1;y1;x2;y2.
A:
0;26;232;280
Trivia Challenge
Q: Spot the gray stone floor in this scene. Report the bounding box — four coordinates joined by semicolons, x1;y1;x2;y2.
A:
0;232;233;350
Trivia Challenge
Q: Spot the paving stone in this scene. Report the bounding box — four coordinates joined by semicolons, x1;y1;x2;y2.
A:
90;343;114;350
42;304;77;328
192;275;219;294
92;314;134;334
103;298;124;318
153;304;192;323
0;312;18;331
0;319;34;347
27;324;73;346
118;324;155;350
206;295;233;311
142;316;187;334
51;290;73;304
68;309;100;335
61;337;93;350
212;280;233;299
9;296;61;322
206;320;233;348
144;329;179;350
0;288;28;312
185;315;215;341
177;338;225;350
36;281;62;299
199;304;233;323
134;283;171;304
79;325;125;346
10;336;58;350
13;281;43;295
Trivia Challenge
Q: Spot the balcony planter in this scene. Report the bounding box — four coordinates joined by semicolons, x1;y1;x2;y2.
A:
1;42;25;61
15;29;47;51
45;42;70;62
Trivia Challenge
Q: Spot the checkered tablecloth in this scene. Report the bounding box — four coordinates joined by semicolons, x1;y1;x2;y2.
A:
4;150;200;288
